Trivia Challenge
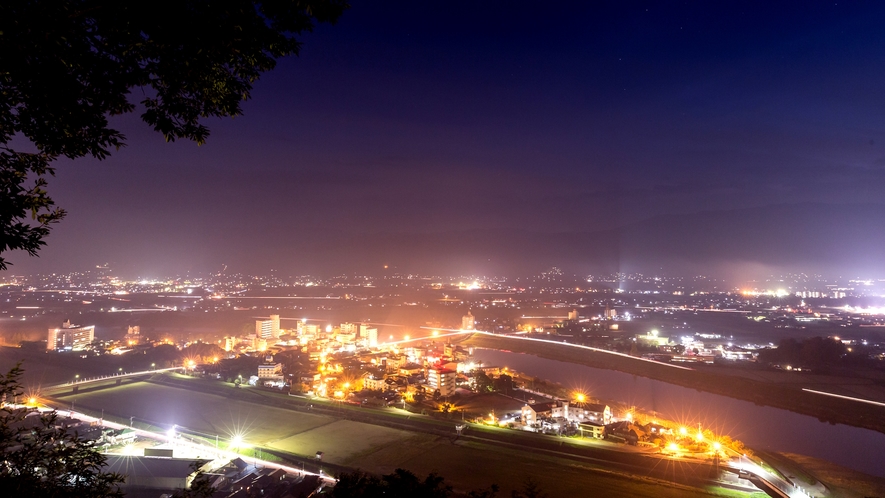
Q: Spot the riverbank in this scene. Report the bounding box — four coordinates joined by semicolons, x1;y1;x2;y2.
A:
461;334;885;435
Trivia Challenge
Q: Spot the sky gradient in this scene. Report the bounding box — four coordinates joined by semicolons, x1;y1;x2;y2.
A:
13;1;885;279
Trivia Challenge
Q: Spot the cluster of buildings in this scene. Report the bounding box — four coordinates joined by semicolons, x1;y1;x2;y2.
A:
223;317;379;355
300;339;469;400
520;399;612;438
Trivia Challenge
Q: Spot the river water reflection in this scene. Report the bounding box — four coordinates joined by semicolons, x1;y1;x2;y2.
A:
472;348;885;478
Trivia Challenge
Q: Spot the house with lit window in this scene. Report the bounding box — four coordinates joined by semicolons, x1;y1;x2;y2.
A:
521;400;568;426
569;402;611;425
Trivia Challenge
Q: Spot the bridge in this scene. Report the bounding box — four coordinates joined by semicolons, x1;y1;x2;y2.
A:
50;366;185;392
724;459;812;498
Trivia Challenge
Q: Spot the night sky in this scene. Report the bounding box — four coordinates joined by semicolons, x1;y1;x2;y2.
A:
15;1;885;279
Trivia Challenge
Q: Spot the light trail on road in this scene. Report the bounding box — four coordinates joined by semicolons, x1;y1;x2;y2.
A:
802;388;885;407
408;328;695;371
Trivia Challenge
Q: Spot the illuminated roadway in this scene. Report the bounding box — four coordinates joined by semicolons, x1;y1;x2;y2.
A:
51;367;185;388
408;328;695;371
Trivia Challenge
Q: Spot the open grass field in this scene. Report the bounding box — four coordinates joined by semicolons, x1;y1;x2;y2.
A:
52;381;335;446
267;419;418;462
346;435;758;498
456;392;525;415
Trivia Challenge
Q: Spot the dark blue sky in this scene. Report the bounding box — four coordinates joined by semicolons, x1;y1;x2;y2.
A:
15;1;885;278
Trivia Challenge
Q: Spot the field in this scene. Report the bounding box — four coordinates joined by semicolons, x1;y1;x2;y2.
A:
47;378;760;497
324;434;756;498
456;392;525;415
267;420;418;462
52;382;335;449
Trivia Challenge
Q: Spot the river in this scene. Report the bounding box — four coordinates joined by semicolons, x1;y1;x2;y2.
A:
471;348;885;478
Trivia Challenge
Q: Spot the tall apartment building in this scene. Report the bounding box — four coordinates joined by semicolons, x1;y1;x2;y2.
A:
47;320;95;351
255;314;281;339
366;327;378;348
461;311;475;331
427;367;457;397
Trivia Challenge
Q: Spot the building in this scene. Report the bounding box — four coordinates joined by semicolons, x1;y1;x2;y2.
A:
521;400;568;426
340;322;358;336
363;373;387;391
570;402;612;425
257;363;283;378
255;315;280;340
298;322;319;336
223;336;237;351
365;327;378;348
103;456;208;490
568;309;579;321
427;367;457;397
47;320;95;351
124;325;141;346
579;421;605;439
461;311;475;331
247;335;267;352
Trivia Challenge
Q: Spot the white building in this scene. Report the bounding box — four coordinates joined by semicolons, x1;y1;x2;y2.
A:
570;402;612;425
257;363;282;378
255;314;281;339
47;320;95;351
521;401;569;426
427;367;457;397
365;327;378;348
461;312;475;331
363;374;387;391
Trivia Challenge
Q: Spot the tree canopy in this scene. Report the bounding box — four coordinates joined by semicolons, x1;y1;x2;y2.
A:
0;0;347;269
329;469;501;498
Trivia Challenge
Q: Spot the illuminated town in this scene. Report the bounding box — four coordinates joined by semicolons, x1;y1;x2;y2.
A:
1;267;884;496
5;2;885;497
